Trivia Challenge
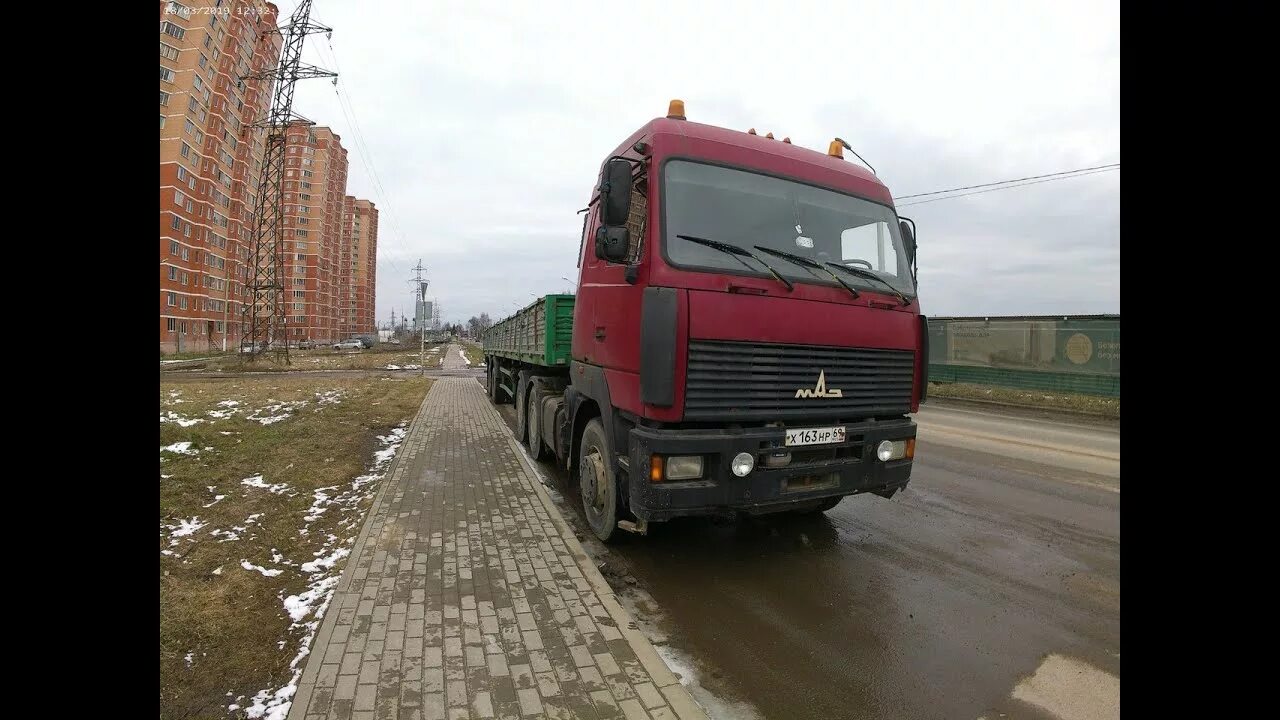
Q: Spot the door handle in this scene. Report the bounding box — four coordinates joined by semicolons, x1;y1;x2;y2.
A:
594;327;606;341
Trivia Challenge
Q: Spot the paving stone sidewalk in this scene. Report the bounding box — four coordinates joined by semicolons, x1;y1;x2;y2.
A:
287;373;708;720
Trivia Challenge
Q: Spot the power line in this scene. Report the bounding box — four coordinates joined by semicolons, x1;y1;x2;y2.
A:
895;163;1120;201
897;166;1119;207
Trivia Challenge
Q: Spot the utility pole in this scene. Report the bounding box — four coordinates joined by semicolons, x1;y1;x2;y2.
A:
410;259;428;376
241;0;336;365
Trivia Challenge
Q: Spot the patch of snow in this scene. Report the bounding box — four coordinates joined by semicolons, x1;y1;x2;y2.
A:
202;495;226;508
218;400;241;407
160;411;204;427
161;442;198;455
166;517;206;538
457;348;471;365
210;529;240;542
240;560;283;577
161;474;173;479
384;364;401;370
314;390;345;405
301;547;349;574
212;566;223;575
241;475;292;495
185;652;194;667
247;399;307;425
161;549;177;557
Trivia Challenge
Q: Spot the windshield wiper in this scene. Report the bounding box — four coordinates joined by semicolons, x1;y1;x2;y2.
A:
675;234;794;291
824;262;912;306
753;246;861;300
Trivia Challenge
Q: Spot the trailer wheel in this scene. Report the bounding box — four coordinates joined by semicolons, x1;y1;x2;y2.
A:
578;418;620;543
527;386;547;461
515;371;530;442
487;360;505;404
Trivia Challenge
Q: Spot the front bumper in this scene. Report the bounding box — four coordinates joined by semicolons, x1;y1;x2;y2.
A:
627;417;916;522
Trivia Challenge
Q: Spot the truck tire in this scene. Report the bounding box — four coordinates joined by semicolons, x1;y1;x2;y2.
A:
487;361;505;404
578;418;620;543
515;371;530;443
526;386;547;461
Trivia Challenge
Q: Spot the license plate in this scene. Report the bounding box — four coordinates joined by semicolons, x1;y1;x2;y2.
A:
784;426;846;447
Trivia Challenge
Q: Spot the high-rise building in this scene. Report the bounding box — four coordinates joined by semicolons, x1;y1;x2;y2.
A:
160;0;283;353
341;197;379;336
281;126;349;344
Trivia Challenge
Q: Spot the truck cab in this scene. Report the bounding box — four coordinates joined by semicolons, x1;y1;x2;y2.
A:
489;100;927;542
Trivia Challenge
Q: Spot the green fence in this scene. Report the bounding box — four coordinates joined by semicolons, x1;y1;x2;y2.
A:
928;315;1119;397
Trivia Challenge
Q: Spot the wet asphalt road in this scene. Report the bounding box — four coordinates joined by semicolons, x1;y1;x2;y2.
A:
492;386;1120;720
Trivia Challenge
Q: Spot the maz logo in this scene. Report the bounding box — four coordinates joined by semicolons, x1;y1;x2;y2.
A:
795;370;843;398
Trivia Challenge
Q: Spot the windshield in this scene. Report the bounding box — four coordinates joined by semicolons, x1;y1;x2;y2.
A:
663;160;915;296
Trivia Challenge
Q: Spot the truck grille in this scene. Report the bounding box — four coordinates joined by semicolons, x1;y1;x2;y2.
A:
684;340;915;421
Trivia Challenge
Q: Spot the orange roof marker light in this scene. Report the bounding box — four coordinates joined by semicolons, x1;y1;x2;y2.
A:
782;137;792;144
747;128;758;135
828;139;844;158
667;99;686;120
765;132;775;139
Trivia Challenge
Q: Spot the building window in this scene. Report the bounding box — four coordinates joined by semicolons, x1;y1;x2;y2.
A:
160;115;166;129
167;318;177;332
217;321;224;332
160;66;175;83
168;266;177;281
198;53;208;69
160;42;180;61
181;272;188;286
160;91;171;106
181;321;188;334
181;247;190;261
170;241;180;255
180;297;188;310
167;292;177;307
171;214;182;230
162;21;185;40
180;142;191;159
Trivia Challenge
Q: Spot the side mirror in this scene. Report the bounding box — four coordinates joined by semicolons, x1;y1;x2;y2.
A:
595;225;630;263
899;219;916;263
600;158;634;227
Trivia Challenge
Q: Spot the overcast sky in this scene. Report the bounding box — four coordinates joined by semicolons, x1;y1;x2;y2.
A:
284;0;1119;325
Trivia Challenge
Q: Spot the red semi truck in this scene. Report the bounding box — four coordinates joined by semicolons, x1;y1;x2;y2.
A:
484;100;927;542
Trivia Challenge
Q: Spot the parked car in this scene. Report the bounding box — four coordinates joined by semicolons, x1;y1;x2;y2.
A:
355;335;375;349
333;339;363;350
297;339;316;350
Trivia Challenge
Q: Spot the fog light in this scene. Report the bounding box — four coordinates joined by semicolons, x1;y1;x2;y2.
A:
731;452;755;477
877;440;908;462
665;455;704;481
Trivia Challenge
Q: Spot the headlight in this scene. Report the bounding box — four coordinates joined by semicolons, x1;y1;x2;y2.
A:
876;439;914;462
731;452;755;477
665;455;704;481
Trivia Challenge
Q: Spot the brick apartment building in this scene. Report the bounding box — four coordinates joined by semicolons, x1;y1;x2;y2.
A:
160;0;281;354
160;1;380;354
281;126;350;345
340;197;379;338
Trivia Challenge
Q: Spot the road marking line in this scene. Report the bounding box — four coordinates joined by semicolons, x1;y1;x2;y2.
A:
1011;654;1119;720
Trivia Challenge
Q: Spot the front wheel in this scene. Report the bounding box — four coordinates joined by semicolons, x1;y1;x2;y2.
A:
577;418;620;543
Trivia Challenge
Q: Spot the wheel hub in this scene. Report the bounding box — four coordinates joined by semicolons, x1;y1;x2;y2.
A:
581;449;606;512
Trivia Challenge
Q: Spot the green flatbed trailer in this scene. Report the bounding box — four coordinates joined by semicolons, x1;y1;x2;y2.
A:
483;294;575;397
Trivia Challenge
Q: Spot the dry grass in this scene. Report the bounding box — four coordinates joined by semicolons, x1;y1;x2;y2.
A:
459;341;485;366
202;343;447;373
159;374;431;719
929;382;1120;418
